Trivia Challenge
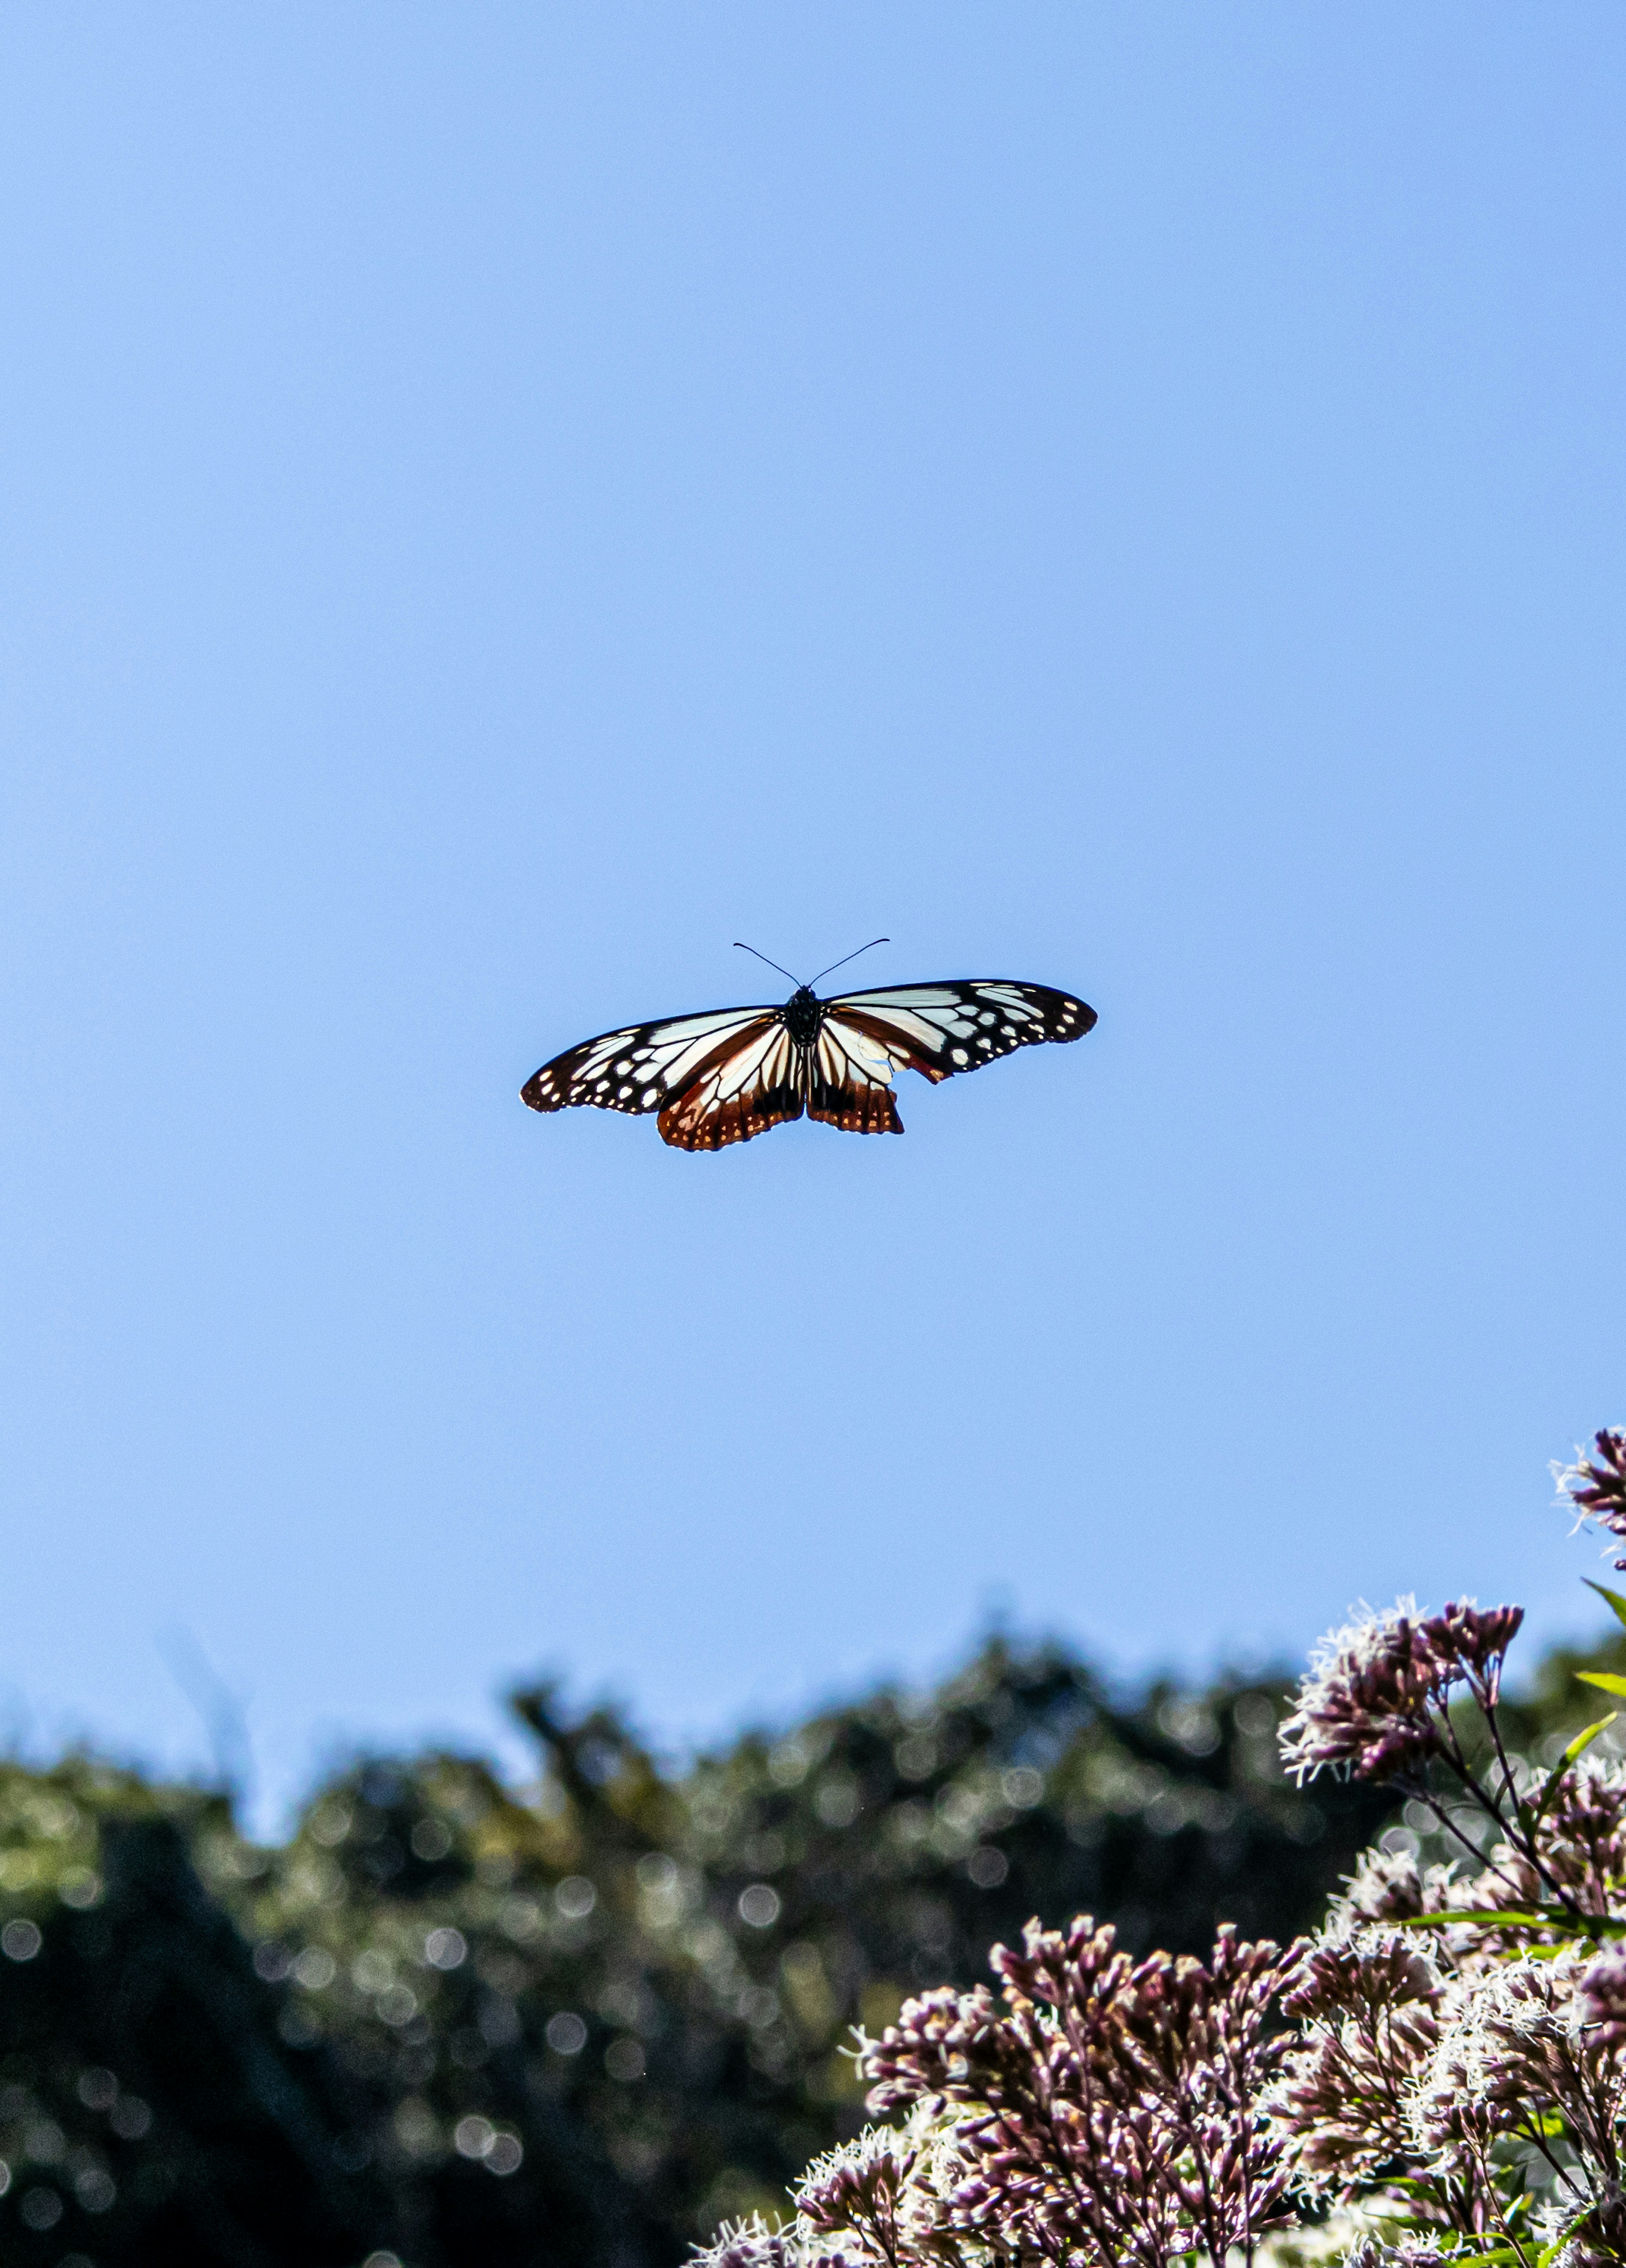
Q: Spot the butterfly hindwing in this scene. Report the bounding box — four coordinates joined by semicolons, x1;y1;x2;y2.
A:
658;1021;805;1151
825;981;1094;1084
806;1017;904;1135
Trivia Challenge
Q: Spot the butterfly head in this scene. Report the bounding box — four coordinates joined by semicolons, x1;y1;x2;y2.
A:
781;985;824;1048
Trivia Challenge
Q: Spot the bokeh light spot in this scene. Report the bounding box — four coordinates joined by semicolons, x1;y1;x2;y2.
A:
545;2011;587;2055
738;1884;780;1928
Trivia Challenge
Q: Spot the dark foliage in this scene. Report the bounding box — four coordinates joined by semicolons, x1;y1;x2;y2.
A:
0;1640;1402;2268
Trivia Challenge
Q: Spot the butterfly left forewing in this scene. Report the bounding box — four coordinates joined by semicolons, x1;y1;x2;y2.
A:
522;1005;773;1118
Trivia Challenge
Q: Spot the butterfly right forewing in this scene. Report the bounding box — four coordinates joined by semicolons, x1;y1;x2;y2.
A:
827;981;1094;1083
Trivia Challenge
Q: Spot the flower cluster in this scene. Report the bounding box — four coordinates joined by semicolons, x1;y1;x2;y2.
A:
1559;1428;1626;1567
793;2109;970;2268
695;1917;1290;2268
1267;1556;1626;2260
1577;1946;1626;2048
879;1917;1291;2266
1271;1930;1443;2198
697;2218;803;2268
1455;1760;1626;1931
1278;1599;1524;1790
1322;1844;1462;1935
697;1433;1626;2268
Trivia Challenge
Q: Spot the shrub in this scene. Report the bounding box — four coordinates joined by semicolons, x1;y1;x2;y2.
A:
699;1429;1626;2268
0;1644;1391;2264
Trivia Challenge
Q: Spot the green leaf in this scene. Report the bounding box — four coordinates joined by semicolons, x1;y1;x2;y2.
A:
1397;1906;1626;1937
1538;2207;1594;2268
1560;1711;1615;1764
1524;1712;1617;1834
1576;1671;1626;1696
1397;1908;1559;1928
1583;1577;1626;1632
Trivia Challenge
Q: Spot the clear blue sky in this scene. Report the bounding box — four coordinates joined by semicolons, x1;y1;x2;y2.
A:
2;8;1623;1832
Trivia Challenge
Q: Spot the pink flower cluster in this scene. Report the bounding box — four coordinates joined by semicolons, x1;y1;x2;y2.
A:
1278;1599;1523;1787
693;1427;1626;2268
858;1916;1290;2268
1560;1428;1626;1568
1578;1945;1626;2049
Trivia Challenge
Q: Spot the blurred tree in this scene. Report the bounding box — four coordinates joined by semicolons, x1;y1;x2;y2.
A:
0;1633;1420;2265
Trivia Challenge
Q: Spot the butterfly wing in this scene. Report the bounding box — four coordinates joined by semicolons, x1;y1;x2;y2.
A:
825;981;1095;1087
522;1005;777;1122
657;1019;806;1151
806;1015;905;1135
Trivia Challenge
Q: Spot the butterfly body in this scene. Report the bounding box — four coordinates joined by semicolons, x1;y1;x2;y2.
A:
522;976;1095;1152
780;985;824;1048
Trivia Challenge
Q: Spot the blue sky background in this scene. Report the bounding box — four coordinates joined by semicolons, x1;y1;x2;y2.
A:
2;7;1623;1834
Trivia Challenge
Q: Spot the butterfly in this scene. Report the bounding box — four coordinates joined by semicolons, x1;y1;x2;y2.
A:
521;940;1097;1152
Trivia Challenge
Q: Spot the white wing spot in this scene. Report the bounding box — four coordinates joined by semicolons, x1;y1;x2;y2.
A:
951;1048;968;1064
642;1088;659;1106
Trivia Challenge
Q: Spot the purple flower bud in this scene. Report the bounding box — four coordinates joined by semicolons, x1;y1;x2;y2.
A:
1578;1947;1626;2047
1280;1932;1440;2026
689;2215;799;2268
1559;1428;1626;1566
856;1917;1291;2265
1419;1600;1525;1703
1279;1596;1522;1787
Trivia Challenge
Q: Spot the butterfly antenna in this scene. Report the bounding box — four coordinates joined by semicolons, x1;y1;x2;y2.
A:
733;941;805;987
807;937;890;989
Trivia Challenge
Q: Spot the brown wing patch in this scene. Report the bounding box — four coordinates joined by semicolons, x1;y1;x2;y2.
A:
659;1081;804;1151
655;1022;805;1151
803;1023;905;1136
805;1079;904;1136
